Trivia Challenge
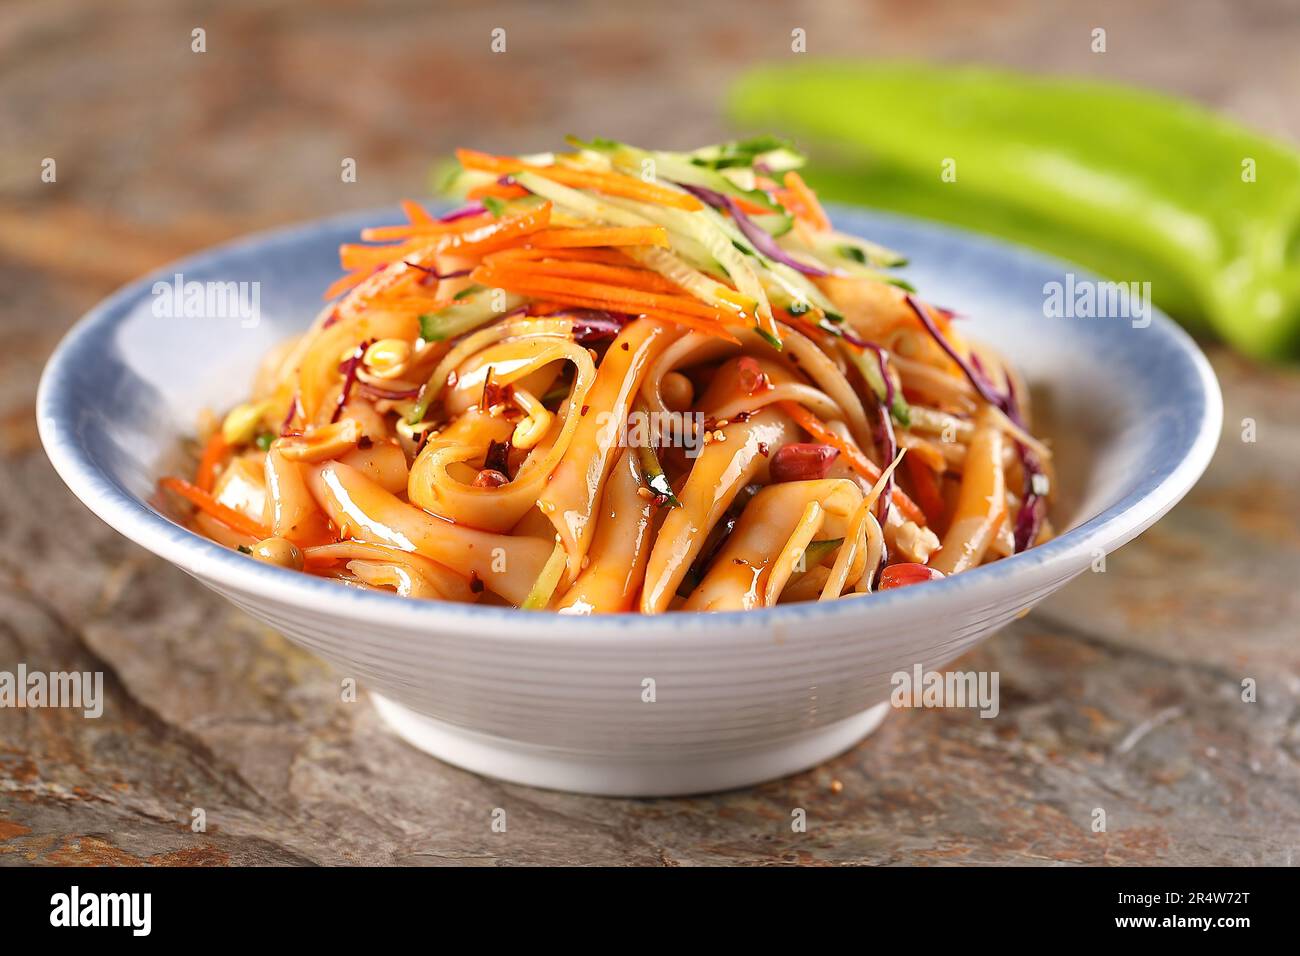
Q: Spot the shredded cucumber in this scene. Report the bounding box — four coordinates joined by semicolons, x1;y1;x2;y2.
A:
569;136;786;215
417;285;523;343
844;344;912;427
416;286;526;343
686;136;803;170
750;212;794;238
762;260;843;322
601;196;776;340
512;171;656;228
749;146;806;174
625;246;756;325
514;171;723;275
680;199;840;323
521;540;569;609
408;287;526;423
804;230;908;269
437;164;497;199
502;147;905;351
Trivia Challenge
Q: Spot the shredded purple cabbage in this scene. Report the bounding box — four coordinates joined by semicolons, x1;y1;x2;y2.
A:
483;438;511;475
907;296;1005;407
676;183;830;277
676;182;728;208
356;381;421;402
330;343;367;424
862;342;896;411
569;310;629;344
906;295;1047;552
403;261;472;281
784;314;897;522
1004;376;1046;551
860;343;898;526
438;202;486;223
280;393;301;435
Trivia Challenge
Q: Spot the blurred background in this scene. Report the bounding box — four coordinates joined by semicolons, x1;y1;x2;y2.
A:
2;0;1298;865
5;0;1300;343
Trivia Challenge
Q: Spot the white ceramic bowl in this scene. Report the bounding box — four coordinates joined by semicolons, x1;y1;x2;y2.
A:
37;206;1222;795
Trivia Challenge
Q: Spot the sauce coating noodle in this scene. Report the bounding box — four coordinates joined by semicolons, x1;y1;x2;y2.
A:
162;138;1054;612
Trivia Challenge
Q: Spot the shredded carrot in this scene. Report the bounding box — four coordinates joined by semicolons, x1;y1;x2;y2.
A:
472;269;739;343
339;241;430;272
359;213;494;242
486;246;638;266
401;199;434;224
473;264;722;321
527;226;669;249
456;149;703;211
341;204;552;274
466;182;531;200
778;171;832;232
160;477;272;540
437;202;553;256
323;267;373;301
590;301;737;341
334;244;448;319
904;453;947;529
778;401;927;524
195;432;229;493
453;149;539;176
526;301;568;316
365;294;455;313
732;193;778;216
897;436;947;475
486;258;681;294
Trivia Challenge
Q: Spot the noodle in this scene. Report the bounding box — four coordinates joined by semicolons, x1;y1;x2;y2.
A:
161;138;1055;612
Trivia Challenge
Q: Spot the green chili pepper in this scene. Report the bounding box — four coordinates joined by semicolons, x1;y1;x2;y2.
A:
636;440;681;508
732;63;1300;360
408;288;526;423
801;537;844;569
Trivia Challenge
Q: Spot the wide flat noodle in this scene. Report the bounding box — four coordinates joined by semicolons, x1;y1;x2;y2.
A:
173;143;1056;611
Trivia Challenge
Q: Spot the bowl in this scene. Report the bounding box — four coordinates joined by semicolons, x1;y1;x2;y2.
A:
36;206;1222;796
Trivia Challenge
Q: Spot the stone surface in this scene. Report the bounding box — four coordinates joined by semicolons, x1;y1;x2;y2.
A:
2;0;1298;865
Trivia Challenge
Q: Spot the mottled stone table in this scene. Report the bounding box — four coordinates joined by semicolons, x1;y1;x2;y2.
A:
2;0;1297;865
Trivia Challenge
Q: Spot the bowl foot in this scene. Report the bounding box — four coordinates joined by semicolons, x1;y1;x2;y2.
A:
370;696;890;797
